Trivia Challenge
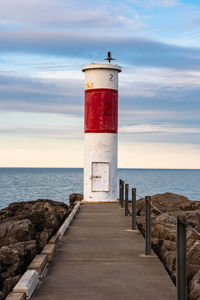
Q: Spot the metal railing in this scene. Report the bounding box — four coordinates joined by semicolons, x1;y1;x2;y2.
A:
119;180;137;230
119;179;200;300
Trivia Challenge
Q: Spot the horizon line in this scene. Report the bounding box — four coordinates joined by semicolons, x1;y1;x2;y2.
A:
0;167;200;171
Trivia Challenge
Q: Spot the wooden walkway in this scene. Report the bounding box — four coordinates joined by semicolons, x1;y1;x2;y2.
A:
32;203;176;300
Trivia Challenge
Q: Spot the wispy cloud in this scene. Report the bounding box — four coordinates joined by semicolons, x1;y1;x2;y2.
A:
0;74;83;115
120;124;200;134
1;70;200;128
0;111;83;140
119;123;200;145
0;31;200;70
0;126;83;140
0;0;142;30
121;0;179;8
147;0;179;7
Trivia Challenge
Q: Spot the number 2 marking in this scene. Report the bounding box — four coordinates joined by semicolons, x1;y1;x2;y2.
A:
104;102;111;116
109;74;113;81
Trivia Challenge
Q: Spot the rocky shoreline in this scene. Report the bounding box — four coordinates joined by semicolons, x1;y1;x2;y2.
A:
136;192;200;300
0;199;73;299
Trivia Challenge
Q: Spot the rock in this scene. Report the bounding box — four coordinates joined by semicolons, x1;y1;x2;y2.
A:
188;264;200;283
0;247;20;265
188;241;200;265
136;192;200;300
179;210;200;228
0;220;35;247
2;276;21;297
189;270;200;300
69;193;83;206
137;192;191;216
39;231;50;249
0;199;70;299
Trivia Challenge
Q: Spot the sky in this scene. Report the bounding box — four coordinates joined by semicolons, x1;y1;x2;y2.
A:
0;0;200;168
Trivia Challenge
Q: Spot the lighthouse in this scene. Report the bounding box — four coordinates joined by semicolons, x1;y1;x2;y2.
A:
82;52;121;202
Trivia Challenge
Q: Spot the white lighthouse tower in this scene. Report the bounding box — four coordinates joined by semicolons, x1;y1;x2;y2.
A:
82;52;121;202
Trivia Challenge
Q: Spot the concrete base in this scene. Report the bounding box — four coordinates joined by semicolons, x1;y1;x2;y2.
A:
57;201;81;238
42;244;56;262
82;200;118;203
28;255;48;276
49;234;59;244
13;270;39;298
6;293;25;300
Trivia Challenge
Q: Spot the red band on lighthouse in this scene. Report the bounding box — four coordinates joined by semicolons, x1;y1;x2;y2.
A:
84;88;118;133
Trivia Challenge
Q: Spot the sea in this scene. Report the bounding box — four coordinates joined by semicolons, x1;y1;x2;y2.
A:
0;168;199;210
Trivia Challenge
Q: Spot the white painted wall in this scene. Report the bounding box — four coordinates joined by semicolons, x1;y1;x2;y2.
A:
82;63;121;90
84;133;117;201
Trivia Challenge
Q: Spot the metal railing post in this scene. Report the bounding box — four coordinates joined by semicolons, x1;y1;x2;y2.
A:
145;196;151;255
176;217;187;300
125;184;129;216
132;188;136;230
119;179;122;205
121;180;124;207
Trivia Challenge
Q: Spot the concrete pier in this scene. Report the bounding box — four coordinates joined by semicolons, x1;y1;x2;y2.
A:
31;203;176;300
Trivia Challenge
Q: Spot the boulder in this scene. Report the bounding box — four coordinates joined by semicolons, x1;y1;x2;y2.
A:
69;193;83;206
136;193;200;300
0;219;35;247
0;199;70;299
189;270;200;300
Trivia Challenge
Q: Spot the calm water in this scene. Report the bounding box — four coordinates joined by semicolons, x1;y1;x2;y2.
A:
0;168;199;210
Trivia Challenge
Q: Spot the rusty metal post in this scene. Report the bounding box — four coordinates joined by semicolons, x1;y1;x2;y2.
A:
119;179;122;205
132;188;136;230
176;217;187;300
145;196;151;255
125;184;129;216
121;180;124;207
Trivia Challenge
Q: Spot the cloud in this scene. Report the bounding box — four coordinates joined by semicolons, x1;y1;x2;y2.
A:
0;0;141;30
118;67;200;124
119;109;200;124
0;125;83;140
147;0;179;7
1;69;200;127
118;123;200;145
0;68;199;153
0;61;199;148
0;74;83;116
120;124;200;134
123;0;179;7
0;30;200;71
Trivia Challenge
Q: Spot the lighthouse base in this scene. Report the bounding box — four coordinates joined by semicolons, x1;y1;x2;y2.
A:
84;133;117;202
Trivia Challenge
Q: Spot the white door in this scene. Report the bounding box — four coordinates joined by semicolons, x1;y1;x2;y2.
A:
91;162;109;192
